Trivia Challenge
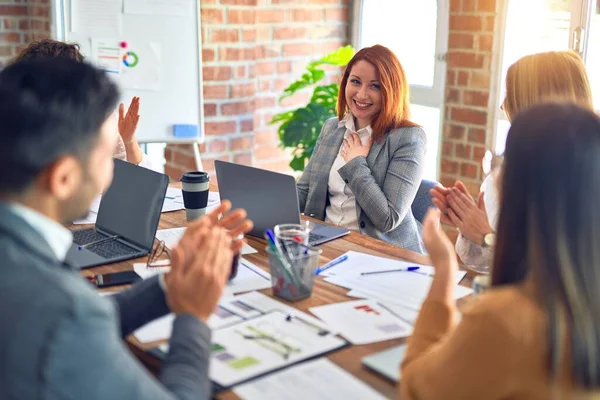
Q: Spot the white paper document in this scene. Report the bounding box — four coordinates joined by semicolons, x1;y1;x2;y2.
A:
309;300;413;345
234;358;386;400
71;0;121;35
120;41;162;92
91;38;121;74
123;0;192;16
154;226;256;256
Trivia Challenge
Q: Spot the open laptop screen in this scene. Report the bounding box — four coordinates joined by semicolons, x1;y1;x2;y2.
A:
96;159;169;250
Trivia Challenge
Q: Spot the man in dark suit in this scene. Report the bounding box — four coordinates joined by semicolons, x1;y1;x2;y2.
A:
0;58;251;399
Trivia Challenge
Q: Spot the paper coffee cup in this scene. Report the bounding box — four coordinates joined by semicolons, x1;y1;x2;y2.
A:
180;171;210;221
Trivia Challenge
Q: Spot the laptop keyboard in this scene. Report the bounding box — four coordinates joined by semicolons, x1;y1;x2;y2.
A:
308;232;326;244
73;229;139;259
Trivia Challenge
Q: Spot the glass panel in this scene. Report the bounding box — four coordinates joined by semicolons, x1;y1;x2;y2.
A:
410;104;440;181
360;0;438;88
584;3;600;109
495;0;574;153
495;119;511;155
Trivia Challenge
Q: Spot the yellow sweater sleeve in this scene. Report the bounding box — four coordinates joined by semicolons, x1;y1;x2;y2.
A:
400;297;521;399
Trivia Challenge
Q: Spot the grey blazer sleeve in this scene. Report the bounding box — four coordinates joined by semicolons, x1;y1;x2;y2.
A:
43;300;211;400
114;276;170;337
296;119;335;212
338;128;426;233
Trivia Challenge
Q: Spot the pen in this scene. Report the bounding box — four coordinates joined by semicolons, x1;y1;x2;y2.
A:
314;254;348;275
360;266;420;276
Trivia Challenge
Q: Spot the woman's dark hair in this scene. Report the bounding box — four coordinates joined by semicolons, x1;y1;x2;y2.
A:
492;103;600;388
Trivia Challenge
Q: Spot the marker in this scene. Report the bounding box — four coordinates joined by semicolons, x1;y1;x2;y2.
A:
360;266;420;276
314;255;348;275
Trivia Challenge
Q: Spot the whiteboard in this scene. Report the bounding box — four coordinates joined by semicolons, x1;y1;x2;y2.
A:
54;0;204;144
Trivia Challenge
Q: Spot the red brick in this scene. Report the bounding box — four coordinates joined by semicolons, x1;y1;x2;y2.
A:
241;119;253;132
231;136;254;151
221;0;258;4
455;143;472;159
450;0;461;12
204;103;217;117
18;20;29;30
242;28;256;42
473;145;487;162
202;156;231;174
235;66;248;79
273;27;307;40
478;0;497;13
201;8;224;24
478;34;494;52
210;28;239;43
446;70;456;86
463;90;489;108
446;88;461;104
230;82;255;98
233;152;253;165
219;47;255;61
457;71;470;86
451;107;487;125
277;61;292;74
255;145;286;160
202;48;216;62
272;0;295;3
228;9;255;24
290;9;323;22
208;139;228;153
447;124;465;139
221;101;254;116
258;78;271;92
460;163;479;179
468;128;486;144
442;141;454;157
256;61;276;76
0;32;20;43
0;46;13;57
205;121;237;136
283;42;315;56
165;165;186;182
483;16;496;32
31;6;48;17
471;71;491;89
257;160;294;174
256;9;286;23
462;0;476;11
281;91;311;107
448;33;474;49
317;41;345;55
257;44;281;59
309;25;345;39
273;77;290;91
3;19;18;30
0;6;27;16
203;66;232;81
255;129;277;145
450;15;483;31
441;159;459;174
201;0;218;3
257;26;271;42
254;96;277;109
203;84;228;99
325;7;348;22
447;52;484;68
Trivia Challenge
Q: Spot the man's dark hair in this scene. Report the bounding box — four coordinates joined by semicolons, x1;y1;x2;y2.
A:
10;39;85;64
0;58;120;194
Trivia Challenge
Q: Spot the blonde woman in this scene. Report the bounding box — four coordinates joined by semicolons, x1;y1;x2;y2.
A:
431;51;594;271
402;103;600;399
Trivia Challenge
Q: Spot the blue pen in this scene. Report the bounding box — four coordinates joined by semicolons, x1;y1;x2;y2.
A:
314;254;348;276
360;266;420;276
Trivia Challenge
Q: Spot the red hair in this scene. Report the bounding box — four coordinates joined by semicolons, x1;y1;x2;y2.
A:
337;44;417;142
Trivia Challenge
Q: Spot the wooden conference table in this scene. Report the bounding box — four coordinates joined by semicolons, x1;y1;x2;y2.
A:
77;184;475;399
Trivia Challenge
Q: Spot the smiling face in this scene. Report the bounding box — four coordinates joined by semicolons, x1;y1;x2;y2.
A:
344;60;383;130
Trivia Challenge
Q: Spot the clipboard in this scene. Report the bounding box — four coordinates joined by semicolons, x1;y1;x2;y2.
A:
148;310;350;392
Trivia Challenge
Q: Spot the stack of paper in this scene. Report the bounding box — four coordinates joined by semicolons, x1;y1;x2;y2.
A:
315;251;472;326
155;227;257;255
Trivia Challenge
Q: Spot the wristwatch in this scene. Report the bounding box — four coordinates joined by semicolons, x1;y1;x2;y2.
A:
483;232;496;247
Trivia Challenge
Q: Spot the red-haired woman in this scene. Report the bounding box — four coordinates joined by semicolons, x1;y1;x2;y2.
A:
296;45;427;252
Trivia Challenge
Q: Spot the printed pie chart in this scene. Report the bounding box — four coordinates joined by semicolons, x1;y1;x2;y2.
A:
122;51;139;68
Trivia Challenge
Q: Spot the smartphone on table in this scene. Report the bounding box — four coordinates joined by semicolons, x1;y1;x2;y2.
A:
88;271;141;288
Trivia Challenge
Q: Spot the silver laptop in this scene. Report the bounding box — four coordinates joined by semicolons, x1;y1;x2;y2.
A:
362;344;406;383
66;159;169;269
215;160;349;246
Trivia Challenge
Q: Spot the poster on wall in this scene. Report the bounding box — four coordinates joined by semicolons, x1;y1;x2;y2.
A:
71;0;122;36
123;0;191;16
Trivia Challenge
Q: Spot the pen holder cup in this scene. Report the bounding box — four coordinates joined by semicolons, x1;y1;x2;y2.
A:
266;247;321;302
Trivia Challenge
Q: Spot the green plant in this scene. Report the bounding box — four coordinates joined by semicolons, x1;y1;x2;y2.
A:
270;45;354;171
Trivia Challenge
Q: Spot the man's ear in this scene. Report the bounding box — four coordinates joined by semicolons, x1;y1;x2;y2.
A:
45;155;82;201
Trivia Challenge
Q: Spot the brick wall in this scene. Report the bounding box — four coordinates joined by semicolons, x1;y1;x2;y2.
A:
164;0;349;180
440;0;500;196
0;0;51;66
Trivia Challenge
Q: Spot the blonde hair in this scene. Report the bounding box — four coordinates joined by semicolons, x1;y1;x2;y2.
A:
503;51;593;121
